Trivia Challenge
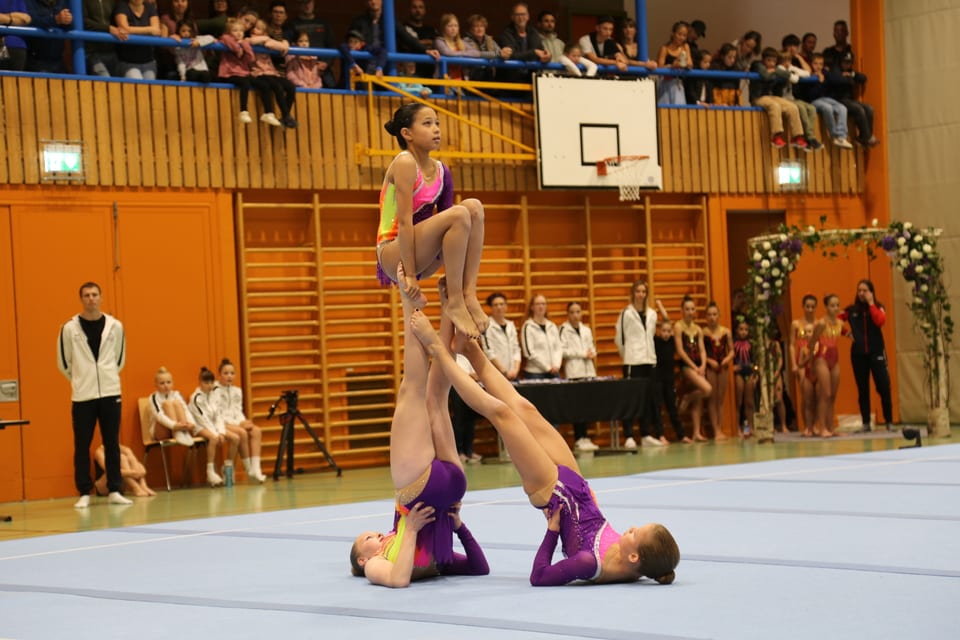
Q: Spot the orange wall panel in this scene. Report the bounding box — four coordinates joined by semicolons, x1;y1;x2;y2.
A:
0;206;25;503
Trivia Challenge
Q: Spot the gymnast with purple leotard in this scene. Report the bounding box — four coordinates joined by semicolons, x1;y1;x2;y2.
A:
410;297;681;587
349;269;489;587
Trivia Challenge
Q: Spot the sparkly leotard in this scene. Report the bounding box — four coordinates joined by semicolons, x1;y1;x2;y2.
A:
795;322;817;382
815;320;844;370
733;338;754;377
375;152;454;285
680;325;702;368
706;330;730;364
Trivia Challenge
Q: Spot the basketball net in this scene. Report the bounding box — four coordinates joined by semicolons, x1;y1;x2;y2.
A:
596;155;648;201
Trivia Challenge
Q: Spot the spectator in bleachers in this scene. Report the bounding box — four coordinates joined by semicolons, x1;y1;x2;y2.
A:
521;294;561;381
687;19;706;57
349;0;439;70
776;47;823;150
394;59;431;96
482;292;521;381
0;0;31;72
821;19;852;71
825;50;877;147
462;14;510;83
684;48;712;105
217;17;260;124
434;13;467;80
174;20;214;82
197;0;229;37
578;15;626;74
158;0;196;78
249;18;297;128
24;0;72;73
265;0;289;70
536;9;563;64
285;29;322;88
795;52;853;149
799;32;817;67
560;301;599;451
617;17;656;71
710;43;741;106
557;42;596;77
402;0;438;78
749;46;806;150
113;0;161;79
497;2;550;83
656;21;692;105
81;0;120;76
289;0;335;88
732;30;761;106
339;27;386;88
782;33;810;73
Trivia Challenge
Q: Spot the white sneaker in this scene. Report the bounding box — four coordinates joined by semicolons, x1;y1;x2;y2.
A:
174;430;194;447
642;435;665;447
74;495;91;509
108;491;132;505
575;438;599;451
238;110;252;124
249;469;267;483
834;137;853;149
207;469;224;487
623;437;638;449
260;112;282;127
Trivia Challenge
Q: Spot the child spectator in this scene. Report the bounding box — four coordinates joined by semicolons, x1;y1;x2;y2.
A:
653;311;692;444
558;42;597;77
462;14;510;83
776;49;823;150
710;43;741;106
188;366;240;485
434;13;466;80
248;18;297;128
174;20;215;82
825;51;878;147
685;49;713;105
340;28;387;88
656;21;692;105
732;321;756;437
215;357;267;483
285;30;323;89
149;366;224;487
217;17;260;124
113;0;161;79
749;47;807;150
795;52;853;149
395;60;432;97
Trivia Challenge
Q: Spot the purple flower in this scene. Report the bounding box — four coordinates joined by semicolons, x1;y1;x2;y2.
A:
904;265;917;280
881;235;897;251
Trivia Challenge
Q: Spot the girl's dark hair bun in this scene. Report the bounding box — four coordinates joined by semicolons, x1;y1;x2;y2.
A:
384;119;399;136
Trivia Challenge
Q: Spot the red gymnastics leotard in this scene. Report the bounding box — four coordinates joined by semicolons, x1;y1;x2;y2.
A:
681;327;702;368
815;320;845;370
706;330;730;365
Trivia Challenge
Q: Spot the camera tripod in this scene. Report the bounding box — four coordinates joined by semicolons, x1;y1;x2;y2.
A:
267;390;341;480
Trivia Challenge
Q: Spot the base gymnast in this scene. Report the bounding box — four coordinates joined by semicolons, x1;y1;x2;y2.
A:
349;269;489;587
410;305;680;587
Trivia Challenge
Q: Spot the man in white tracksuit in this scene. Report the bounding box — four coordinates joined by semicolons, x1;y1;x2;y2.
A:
57;282;131;508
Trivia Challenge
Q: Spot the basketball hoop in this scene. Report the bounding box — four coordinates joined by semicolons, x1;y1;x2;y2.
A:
596;155;649;201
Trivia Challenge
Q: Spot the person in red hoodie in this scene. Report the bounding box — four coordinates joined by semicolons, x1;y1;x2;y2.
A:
839;279;893;432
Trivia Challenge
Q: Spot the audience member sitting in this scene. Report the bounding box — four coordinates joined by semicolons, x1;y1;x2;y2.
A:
394;59;432;96
656;21;692;105
710;43;741;106
188;366;240;485
0;0;31;72
799;32;817;67
401;0;438;78
158;0;197;79
248;18;297;128
795;52;853;149
264;0;288;70
732;30;762;106
94;443;156;497
285;30;323;89
617;17;656;71
749;46;807;150
24;0;73;73
578;15;626;74
685;48;712;105
196;0;229;37
81;0;120;76
497;1;550;83
821;19;852;71
348;0;439;70
558;42;596;77
113;0;161;79
289;0;336;88
339;28;387;88
826;50;877;147
434;13;467;80
174;20;215;82
687;19;706;57
218;17;260;124
462;14;510;83
536;9;563;63
776;47;822;150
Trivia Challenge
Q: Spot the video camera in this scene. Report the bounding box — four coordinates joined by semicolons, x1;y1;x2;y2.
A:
267;389;299;419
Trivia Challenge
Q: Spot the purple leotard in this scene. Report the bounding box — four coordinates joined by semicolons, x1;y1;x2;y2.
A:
530;465;620;586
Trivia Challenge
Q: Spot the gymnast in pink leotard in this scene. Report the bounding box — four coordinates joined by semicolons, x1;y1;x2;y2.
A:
376;103;488;338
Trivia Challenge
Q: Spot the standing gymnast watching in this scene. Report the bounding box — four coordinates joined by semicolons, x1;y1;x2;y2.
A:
377;103;487;338
410;301;680;587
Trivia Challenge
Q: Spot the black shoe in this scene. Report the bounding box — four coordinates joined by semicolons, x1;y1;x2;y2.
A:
857;425;872;434
282;116;298;129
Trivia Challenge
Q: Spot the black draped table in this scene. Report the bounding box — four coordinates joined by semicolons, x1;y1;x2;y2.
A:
0;420;29;522
514;377;648;449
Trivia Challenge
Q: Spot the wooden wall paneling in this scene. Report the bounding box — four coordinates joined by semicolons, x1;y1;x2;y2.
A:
660;110;674;191
105;83;126;185
743;109;757;193
244;106;262;189
48;78;66;142
121;84;141;185
191;88;210;188
259;122;277;191
217;90;236;188
344;96;362;190
0;79;9;183
89;83;111;185
146;86;168;186
173;86;194;188
18;79;40;184
695;108;709;193
204;89;223;187
319;93;336;188
303;93;320;187
136;85;156;186
736;109;750;193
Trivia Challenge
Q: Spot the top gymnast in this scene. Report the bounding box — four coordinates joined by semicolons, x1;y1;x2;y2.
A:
377;102;488;338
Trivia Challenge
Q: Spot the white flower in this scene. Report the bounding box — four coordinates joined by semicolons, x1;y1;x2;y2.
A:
753;251;763;261
910;249;922;260
871;218;878;227
914;296;923;305
921;284;929;292
768;250;777;259
914;234;923;243
900;258;909;268
897;237;906;246
762;241;771;250
762;281;771;289
904;222;913;229
900;246;909;255
916;265;924;274
775;279;783;288
772;267;781;277
807;225;815;233
923;244;932;253
781;257;789;266
755;276;763;284
779;234;787;241
761;260;770;269
787;263;795;272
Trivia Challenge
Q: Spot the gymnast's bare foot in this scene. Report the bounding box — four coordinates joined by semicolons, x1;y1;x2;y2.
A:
464;294;489;334
443;293;481;339
397;262;427;307
410;310;443;351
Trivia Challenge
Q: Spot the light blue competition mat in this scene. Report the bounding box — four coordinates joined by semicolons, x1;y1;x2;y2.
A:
2;445;958;639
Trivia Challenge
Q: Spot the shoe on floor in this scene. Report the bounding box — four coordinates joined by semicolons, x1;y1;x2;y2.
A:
207;470;224;487
108;491;132;505
260;113;283;127
74;495;91;509
467;453;483;464
459;453;469;464
249;469;267;483
642;435;664;447
238;110;252;124
174;430;194;447
575;438;599;451
623;437;638;449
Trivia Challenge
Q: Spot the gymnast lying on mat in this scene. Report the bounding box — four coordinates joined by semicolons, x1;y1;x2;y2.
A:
410;304;680;587
349;268;489;587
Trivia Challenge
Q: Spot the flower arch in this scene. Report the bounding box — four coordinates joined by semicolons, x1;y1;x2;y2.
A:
742;218;952;440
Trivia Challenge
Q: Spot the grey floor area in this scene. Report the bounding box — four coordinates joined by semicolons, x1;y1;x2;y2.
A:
2;445;958;640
